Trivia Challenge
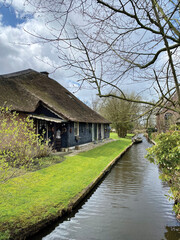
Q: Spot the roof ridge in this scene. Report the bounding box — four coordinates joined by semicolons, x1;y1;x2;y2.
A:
0;69;36;78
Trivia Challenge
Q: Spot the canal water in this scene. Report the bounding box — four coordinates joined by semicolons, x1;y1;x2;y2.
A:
34;136;180;240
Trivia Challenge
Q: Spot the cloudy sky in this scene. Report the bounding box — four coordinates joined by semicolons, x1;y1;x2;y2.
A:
0;0;165;107
0;0;97;105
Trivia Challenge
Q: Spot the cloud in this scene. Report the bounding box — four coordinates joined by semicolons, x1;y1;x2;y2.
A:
0;5;63;73
0;24;48;72
0;5;94;102
0;0;35;14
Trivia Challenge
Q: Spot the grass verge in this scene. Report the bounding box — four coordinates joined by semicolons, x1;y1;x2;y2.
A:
0;138;131;239
110;132;134;140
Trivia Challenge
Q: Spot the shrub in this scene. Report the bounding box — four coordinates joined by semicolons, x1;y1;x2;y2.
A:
0;106;51;183
146;127;157;138
146;126;180;216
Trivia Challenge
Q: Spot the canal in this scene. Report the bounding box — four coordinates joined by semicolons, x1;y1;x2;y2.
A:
33;136;180;240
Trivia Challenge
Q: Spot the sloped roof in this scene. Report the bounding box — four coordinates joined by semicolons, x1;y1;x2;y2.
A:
0;69;110;123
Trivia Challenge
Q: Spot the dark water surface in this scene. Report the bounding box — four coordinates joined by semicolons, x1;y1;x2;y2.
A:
34;137;180;240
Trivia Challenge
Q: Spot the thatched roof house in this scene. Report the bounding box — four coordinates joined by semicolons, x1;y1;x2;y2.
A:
0;69;110;150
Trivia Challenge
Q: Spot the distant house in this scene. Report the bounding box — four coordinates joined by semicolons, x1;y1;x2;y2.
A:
0;69;110;151
156;93;180;132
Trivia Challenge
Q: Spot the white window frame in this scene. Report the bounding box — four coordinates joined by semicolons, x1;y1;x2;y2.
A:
97;124;99;140
74;122;79;136
101;124;104;139
92;123;95;141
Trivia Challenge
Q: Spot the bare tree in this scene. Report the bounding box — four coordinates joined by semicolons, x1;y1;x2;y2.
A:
7;0;180;116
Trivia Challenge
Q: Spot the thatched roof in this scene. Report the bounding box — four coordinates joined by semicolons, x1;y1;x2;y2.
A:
0;69;110;123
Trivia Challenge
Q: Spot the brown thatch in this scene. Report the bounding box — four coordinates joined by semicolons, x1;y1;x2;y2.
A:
0;69;110;123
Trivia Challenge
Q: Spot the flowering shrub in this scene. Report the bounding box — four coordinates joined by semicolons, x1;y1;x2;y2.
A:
0;106;51;183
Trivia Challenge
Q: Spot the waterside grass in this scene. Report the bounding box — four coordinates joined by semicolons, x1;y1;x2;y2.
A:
0;138;131;239
110;132;134;140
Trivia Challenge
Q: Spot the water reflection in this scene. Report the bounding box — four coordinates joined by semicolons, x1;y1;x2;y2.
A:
34;137;180;240
163;226;180;240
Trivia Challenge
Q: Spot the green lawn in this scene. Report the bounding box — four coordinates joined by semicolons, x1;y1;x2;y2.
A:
0;139;131;240
110;132;134;140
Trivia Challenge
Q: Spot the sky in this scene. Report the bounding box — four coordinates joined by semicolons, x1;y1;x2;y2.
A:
0;0;164;107
0;1;96;106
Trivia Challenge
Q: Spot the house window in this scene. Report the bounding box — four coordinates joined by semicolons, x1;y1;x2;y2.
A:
74;122;79;136
38;120;48;140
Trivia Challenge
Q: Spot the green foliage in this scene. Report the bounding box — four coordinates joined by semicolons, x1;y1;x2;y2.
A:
146;127;157;139
146;127;180;215
0;106;51;183
0;139;132;239
0;231;10;240
100;93;141;138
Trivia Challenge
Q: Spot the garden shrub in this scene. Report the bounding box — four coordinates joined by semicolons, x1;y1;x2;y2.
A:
0;106;51;183
146;126;180;216
146;127;157;139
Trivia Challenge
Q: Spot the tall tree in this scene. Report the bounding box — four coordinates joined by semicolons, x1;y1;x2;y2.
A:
99;93;141;137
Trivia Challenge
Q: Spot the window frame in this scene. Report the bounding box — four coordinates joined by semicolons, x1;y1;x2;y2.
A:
74;122;79;136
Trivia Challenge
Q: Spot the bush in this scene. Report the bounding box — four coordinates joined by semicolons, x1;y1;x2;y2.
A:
146;126;180;216
0;106;51;183
146;127;157;138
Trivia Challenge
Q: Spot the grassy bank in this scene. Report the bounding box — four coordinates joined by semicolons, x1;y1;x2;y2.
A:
0;138;131;240
110;132;134;140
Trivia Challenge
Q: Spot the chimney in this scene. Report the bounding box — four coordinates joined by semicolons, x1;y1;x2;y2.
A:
41;71;49;76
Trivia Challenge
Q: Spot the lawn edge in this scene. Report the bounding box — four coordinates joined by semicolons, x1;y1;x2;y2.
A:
68;142;133;210
4;142;133;240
